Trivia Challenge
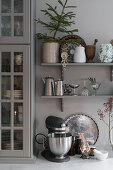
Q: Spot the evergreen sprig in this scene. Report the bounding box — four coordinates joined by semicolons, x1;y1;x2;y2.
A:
36;0;78;42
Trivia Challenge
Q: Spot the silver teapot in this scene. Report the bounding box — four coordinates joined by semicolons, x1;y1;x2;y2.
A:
42;77;55;96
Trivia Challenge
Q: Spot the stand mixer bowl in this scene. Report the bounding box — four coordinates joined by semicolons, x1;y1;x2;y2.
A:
48;133;72;159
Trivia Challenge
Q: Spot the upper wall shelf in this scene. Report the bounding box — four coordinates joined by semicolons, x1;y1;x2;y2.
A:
41;95;113;99
41;63;113;66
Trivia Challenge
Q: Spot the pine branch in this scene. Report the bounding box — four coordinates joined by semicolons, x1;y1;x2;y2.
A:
36;33;53;41
36;0;78;41
59;38;82;45
57;27;78;34
59;20;75;27
36;19;57;30
53;0;70;38
65;6;76;8
63;12;76;19
58;0;64;7
40;10;58;22
46;3;59;16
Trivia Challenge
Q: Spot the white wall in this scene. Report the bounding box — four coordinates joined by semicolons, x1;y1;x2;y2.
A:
36;0;113;149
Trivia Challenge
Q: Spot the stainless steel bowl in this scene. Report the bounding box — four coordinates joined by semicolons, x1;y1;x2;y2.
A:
48;133;72;159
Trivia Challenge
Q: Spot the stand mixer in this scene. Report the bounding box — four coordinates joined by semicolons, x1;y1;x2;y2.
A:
35;116;72;163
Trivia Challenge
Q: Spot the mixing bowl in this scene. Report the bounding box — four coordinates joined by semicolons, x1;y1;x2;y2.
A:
48;133;72;159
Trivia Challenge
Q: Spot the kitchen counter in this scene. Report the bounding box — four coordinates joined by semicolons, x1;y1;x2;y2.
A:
0;154;113;170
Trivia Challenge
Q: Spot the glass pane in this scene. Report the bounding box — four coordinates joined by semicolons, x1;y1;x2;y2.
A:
2;76;11;99
1;0;11;13
1;16;11;36
14;130;23;150
1;52;11;72
14;76;23;99
14;16;23;36
14;0;23;13
14;52;23;72
1;130;11;150
14;103;23;127
1;103;11;127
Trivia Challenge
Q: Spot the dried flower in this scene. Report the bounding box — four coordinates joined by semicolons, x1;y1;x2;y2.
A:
97;109;105;120
97;97;113;144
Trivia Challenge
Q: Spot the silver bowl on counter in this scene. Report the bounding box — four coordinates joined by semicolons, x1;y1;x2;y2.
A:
48;133;72;160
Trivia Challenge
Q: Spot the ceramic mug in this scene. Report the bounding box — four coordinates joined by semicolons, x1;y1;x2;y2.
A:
99;44;113;63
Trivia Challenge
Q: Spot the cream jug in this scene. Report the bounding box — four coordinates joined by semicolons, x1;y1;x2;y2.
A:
73;46;86;63
42;77;55;96
55;80;63;96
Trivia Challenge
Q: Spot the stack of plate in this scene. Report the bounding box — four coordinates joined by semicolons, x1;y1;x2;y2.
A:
2;143;11;150
14;143;23;150
4;90;11;98
14;90;23;99
4;90;23;99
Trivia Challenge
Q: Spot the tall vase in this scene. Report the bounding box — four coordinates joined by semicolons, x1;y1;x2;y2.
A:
104;115;113;157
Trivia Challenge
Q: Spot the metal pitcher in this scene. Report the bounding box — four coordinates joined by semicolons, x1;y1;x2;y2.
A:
55;80;63;96
42;77;55;96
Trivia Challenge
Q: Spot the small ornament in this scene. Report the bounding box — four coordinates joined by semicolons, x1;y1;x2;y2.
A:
61;52;68;68
61;44;68;69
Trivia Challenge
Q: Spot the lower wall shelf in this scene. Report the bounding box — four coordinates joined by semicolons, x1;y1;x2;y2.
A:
41;95;112;112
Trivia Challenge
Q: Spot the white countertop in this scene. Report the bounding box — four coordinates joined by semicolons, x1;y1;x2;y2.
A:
0;154;113;170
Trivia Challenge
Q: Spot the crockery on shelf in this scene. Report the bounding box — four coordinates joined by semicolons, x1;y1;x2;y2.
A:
74;46;86;63
60;35;86;63
99;44;113;63
55;80;63;96
42;77;55;96
85;39;98;63
81;79;90;96
69;84;80;96
89;77;101;96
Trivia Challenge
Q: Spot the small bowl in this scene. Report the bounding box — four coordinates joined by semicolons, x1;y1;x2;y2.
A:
94;149;108;161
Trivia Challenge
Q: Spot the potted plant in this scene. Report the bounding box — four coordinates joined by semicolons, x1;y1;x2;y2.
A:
36;0;78;63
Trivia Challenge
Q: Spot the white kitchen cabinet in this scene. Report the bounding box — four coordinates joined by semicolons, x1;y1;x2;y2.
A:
0;0;30;44
0;0;36;163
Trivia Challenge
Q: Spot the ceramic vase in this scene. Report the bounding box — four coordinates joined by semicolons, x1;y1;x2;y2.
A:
43;42;59;63
99;44;113;63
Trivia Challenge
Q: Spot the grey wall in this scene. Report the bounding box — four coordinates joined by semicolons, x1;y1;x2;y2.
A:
36;0;113;149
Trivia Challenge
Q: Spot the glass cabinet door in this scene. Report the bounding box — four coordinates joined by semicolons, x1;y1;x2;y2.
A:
0;0;30;44
0;45;30;157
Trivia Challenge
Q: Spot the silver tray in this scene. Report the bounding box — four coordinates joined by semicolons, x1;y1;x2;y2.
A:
65;114;99;145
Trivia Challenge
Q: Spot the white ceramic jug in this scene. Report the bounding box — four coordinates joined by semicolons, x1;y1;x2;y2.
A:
73;46;86;63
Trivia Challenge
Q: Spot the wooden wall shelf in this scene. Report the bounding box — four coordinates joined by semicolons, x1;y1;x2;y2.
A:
41;63;113;66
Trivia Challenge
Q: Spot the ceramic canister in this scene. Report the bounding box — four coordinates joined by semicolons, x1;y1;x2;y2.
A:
43;42;59;63
99;44;113;63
